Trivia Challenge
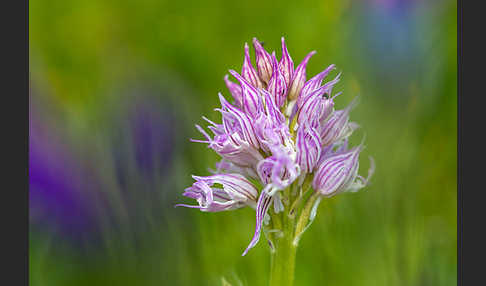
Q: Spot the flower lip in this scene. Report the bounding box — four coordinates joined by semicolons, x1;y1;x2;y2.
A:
176;173;259;212
242;190;273;256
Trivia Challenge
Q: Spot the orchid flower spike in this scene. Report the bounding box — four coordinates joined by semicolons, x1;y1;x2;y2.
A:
178;37;373;257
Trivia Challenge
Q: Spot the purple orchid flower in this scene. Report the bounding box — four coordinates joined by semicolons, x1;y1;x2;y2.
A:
179;37;374;256
313;140;375;198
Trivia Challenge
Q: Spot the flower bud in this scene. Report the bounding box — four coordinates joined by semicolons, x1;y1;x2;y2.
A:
252;37;274;84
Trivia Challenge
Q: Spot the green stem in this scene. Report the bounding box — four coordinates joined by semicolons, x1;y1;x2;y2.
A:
267;185;320;286
269;208;297;286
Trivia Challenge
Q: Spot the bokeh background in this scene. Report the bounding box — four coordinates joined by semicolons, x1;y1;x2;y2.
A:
29;0;457;285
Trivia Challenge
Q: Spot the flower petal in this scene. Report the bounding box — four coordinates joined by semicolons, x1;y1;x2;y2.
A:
224;75;243;107
312;144;363;197
229;70;263;118
279;37;294;87
296;124;322;174
252;37;274;84
287;51;316;100
297;84;335;127
218;93;260;149
298;65;337;109
320;97;359;146
267;52;288;107
241;43;263;88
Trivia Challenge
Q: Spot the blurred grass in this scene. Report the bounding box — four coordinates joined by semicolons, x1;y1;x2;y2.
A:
30;0;456;285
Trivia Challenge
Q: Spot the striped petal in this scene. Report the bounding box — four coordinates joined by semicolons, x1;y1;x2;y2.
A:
218;93;260;149
320;97;359;146
297;84;331;127
241;43;263;88
252;37;274;84
279;37;294;87
267;52;288;108
224;75;243;107
298;65;337;109
260;88;285;125
229;70;263;118
312;144;362;197
287;51;316;100
296;124;322;174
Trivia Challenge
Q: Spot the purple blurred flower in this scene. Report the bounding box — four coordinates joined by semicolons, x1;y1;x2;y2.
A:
178;37;374;256
354;0;419;97
112;91;177;189
29;101;103;245
130;99;176;176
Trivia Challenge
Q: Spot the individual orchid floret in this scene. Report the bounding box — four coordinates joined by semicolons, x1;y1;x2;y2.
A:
312;141;374;197
245;143;301;255
252;37;274;84
296;71;340;130
257;143;300;194
297;84;335;128
319;97;360;146
191;96;263;167
176;173;259;212
194;125;263;168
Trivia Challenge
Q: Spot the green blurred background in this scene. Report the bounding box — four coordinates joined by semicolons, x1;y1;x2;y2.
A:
29;0;457;285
